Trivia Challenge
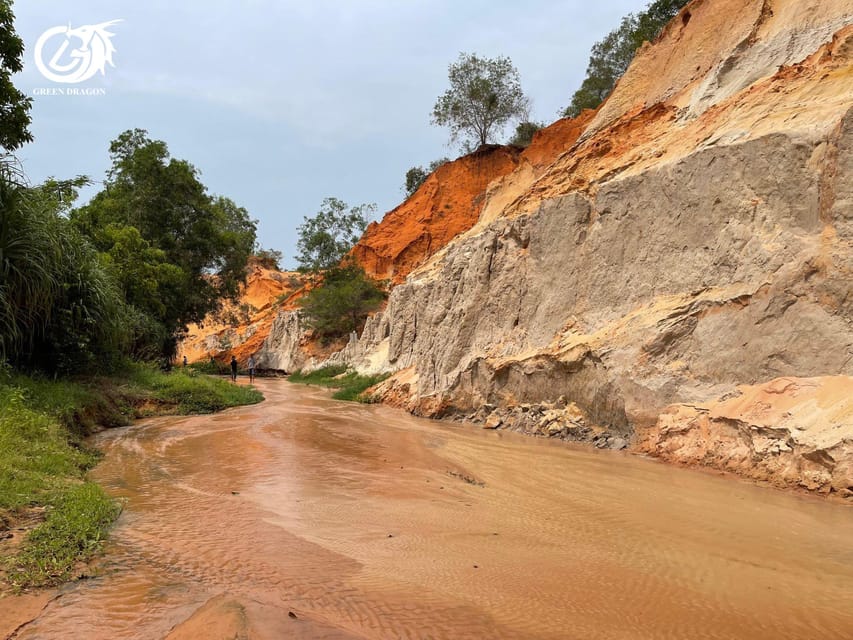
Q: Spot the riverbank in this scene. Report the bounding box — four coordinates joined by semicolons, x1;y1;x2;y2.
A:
288;365;389;402
7;379;850;639
0;365;263;592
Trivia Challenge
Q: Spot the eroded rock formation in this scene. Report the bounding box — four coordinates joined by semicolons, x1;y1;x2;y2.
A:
260;0;853;497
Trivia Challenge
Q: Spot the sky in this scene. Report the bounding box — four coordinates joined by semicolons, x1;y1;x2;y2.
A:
14;0;647;269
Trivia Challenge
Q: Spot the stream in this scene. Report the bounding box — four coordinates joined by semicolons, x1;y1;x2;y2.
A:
8;379;853;639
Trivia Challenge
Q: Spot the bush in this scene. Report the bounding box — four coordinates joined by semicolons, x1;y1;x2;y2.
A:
289;366;390;403
509;121;544;147
298;265;385;341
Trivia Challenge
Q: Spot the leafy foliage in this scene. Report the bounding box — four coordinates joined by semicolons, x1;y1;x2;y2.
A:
403;157;450;197
0;170;130;373
0;0;32;151
294;197;374;273
253;247;283;270
563;0;690;117
298;265;385;340
509;121;544;147
72;129;258;357
432;53;530;151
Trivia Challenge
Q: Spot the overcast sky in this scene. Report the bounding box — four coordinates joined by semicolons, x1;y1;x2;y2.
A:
14;0;647;268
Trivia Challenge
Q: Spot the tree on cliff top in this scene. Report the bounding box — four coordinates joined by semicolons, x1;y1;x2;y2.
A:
403;157;450;197
563;0;690;118
432;53;530;152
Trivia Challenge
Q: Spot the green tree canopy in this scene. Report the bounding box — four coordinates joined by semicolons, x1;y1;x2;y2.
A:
72;129;257;356
403;157;450;197
563;0;690;118
295;197;374;273
432;53;530;151
509;121;545;147
298;265;385;341
0;0;32;151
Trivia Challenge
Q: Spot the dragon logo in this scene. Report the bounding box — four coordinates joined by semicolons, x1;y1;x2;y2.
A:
34;20;122;84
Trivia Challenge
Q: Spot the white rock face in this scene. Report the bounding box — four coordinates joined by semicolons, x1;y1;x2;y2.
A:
259;1;853;494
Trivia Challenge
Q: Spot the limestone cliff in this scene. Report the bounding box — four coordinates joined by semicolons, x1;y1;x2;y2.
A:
262;0;853;497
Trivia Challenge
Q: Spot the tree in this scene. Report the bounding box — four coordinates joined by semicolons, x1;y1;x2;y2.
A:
404;166;428;197
403;157;450;197
253;247;283;270
563;0;690;117
510;121;544;147
298;265;385;341
432;53;530;151
294;198;374;273
0;1;32;151
72;129;258;357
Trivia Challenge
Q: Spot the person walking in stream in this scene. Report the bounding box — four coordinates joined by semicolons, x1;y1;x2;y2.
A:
248;354;257;384
230;355;238;382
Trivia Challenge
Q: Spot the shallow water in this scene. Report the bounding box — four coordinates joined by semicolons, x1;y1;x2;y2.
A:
11;380;853;639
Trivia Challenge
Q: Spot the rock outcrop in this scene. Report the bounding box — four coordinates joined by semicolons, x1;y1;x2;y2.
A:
261;0;853;497
637;377;853;497
179;263;307;366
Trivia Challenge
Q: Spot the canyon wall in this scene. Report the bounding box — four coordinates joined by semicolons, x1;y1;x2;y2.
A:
260;0;853;497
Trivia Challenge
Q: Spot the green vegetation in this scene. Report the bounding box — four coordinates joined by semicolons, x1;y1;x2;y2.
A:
0;172;129;373
432;52;530;151
72;128;258;360
509;121;545;147
298;265;386;341
294;198;386;342
122;364;263;414
7;484;118;588
253;248;283;270
294;197;375;273
0;1;32;151
564;0;690;117
0;365;262;589
0;0;313;594
403;157;450;197
289;365;390;402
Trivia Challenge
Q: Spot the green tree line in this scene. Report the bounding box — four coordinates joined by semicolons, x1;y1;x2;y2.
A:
0;2;257;373
564;0;690;117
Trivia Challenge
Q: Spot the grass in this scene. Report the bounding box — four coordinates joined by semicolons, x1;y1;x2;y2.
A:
0;363;263;590
288;365;390;402
5;483;120;588
121;364;263;414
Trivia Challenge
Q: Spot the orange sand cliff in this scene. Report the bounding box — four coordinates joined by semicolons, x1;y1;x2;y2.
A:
352;112;595;283
178;263;307;365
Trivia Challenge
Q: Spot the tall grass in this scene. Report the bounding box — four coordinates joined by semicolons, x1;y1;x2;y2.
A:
0;169;129;372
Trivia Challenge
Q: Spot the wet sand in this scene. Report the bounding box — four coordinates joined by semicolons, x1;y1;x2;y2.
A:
6;379;853;639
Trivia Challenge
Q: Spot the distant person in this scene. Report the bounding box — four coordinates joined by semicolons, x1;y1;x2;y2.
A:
230;355;238;382
247;354;257;383
182;355;188;368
